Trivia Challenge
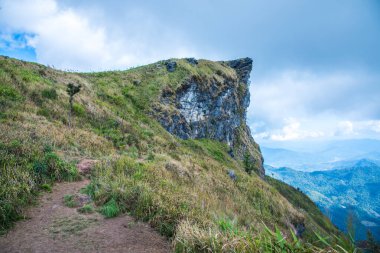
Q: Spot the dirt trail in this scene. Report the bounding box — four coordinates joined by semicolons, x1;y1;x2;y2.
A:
0;179;171;253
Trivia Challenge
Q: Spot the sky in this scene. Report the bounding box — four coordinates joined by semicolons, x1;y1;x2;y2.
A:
1;0;380;147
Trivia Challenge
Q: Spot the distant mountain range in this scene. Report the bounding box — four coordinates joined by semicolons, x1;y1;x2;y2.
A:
266;159;380;241
262;139;380;171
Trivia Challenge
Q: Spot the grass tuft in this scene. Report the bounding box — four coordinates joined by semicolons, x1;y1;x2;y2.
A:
100;198;120;218
78;204;95;214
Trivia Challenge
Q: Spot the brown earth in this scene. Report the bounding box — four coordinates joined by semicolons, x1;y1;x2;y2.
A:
0;179;171;253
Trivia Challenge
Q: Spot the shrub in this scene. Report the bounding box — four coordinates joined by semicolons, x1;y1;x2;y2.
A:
33;151;79;182
40;184;52;192
243;152;255;175
41;88;57;100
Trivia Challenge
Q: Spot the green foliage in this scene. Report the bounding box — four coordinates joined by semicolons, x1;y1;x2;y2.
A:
243;152;255;174
0;84;22;108
266;176;340;239
67;82;82;127
78;204;95;214
0;56;354;252
64;194;78;208
33;151;79;182
36;107;52;119
41;88;57;100
19;69;43;83
72;103;85;116
100;198;120;218
66;83;81;98
40;183;52;192
0;85;21;101
0;138;79;232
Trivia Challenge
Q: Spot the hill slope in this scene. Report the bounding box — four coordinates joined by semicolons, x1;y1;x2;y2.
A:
266;160;380;241
0;55;345;251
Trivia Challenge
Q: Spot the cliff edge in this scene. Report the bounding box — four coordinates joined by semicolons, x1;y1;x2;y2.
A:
153;57;264;176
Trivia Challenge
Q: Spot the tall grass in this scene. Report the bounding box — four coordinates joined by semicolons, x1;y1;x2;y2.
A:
0;56;355;252
0;140;79;233
174;220;357;253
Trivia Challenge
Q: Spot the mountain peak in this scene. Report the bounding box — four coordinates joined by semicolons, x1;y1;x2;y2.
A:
154;58;263;176
224;57;253;84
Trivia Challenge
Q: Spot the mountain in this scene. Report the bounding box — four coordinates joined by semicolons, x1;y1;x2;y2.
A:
266;160;380;241
262;139;380;171
0;55;346;251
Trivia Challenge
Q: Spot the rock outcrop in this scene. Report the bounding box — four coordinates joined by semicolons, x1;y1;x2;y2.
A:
154;57;264;176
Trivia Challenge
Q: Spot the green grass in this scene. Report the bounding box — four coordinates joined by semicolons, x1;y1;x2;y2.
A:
41;88;57;100
0;55;352;252
64;194;78;208
0;136;80;232
266;176;340;240
78;204;95;214
40;183;52;192
99;199;120;218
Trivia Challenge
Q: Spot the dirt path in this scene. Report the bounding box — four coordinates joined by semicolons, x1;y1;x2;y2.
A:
0;179;171;253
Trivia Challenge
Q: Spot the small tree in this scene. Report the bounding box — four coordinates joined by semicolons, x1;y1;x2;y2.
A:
243;152;255;174
66;83;81;128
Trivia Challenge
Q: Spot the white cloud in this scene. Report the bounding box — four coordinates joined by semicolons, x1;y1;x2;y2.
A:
0;0;199;71
248;69;380;142
262;118;324;141
367;120;380;133
335;120;355;136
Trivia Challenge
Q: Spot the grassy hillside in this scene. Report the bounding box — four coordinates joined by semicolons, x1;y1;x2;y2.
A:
0;55;351;252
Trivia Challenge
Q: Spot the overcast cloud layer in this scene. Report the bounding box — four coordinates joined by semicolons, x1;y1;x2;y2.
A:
1;0;379;145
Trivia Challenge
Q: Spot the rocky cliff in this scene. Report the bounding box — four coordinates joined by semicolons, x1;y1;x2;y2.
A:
154;58;264;176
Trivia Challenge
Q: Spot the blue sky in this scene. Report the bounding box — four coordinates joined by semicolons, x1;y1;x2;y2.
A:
1;0;379;146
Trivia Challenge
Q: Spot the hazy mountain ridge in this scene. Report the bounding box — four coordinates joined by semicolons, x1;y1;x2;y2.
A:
266;159;380;241
262;139;380;171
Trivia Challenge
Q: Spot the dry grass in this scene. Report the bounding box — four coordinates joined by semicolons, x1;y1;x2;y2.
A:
0;55;350;252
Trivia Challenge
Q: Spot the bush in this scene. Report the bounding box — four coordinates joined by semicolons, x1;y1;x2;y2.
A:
33;151;79;182
40;183;52;192
41;88;57;100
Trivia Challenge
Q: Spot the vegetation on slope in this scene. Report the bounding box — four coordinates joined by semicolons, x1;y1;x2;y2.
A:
0;55;351;251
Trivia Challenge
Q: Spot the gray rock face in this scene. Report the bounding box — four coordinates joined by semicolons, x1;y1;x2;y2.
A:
225;57;253;85
228;170;237;181
165;60;177;72
155;58;264;176
159;78;244;148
